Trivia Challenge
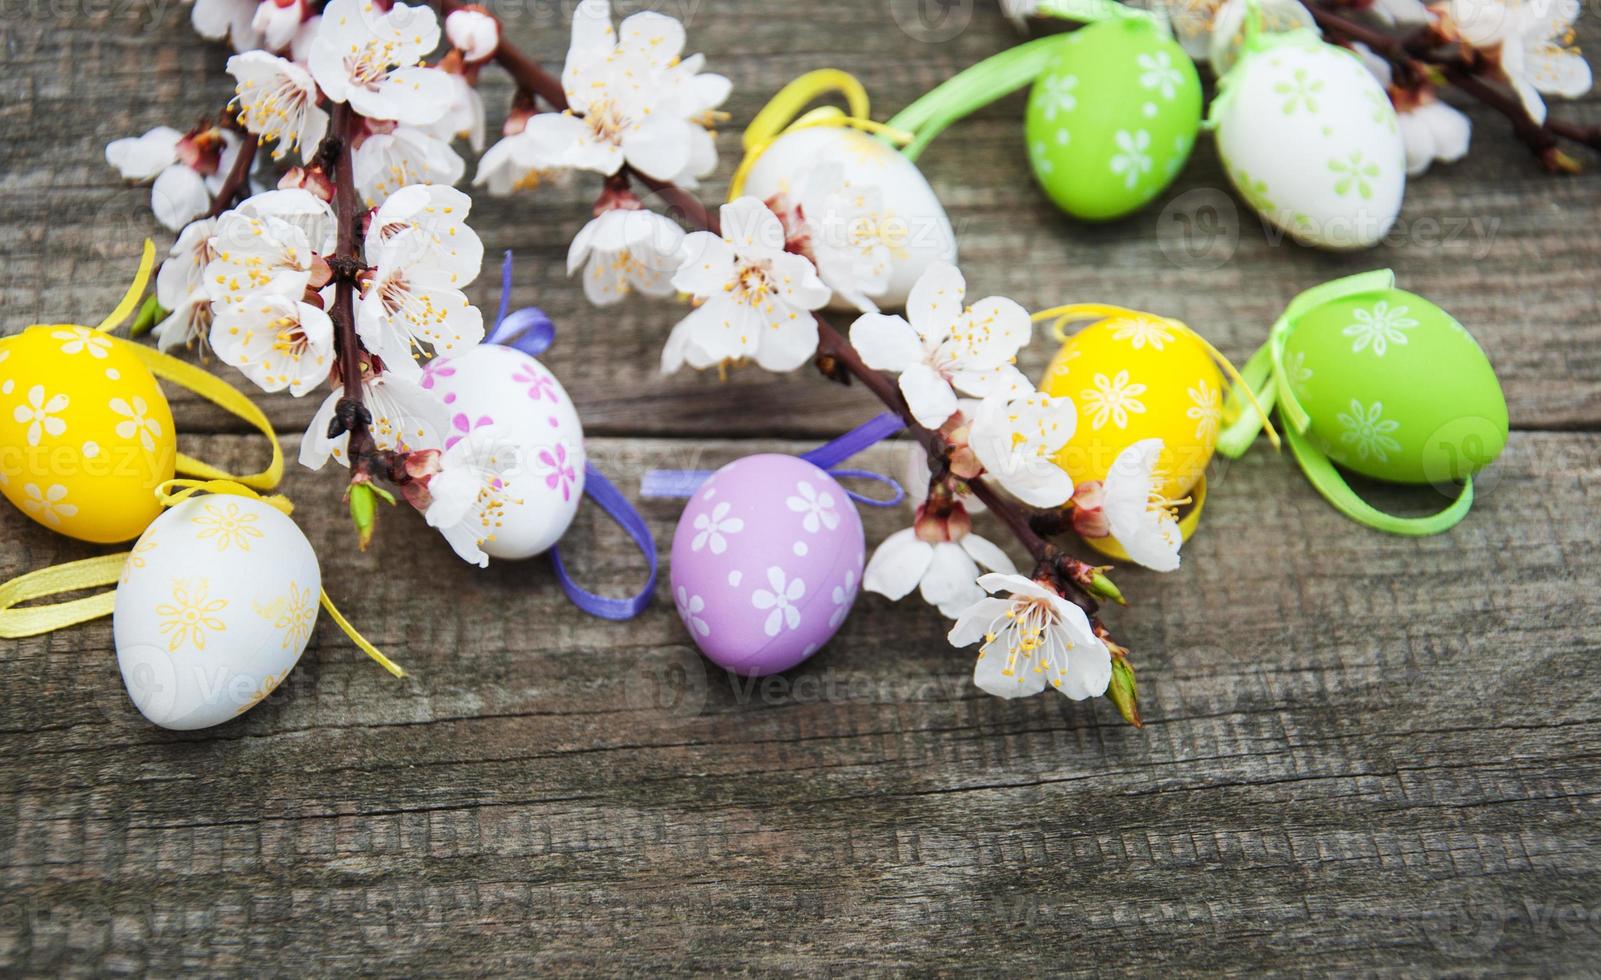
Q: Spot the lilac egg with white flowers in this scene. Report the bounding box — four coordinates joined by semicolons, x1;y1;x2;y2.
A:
420;344;586;559
669;454;865;676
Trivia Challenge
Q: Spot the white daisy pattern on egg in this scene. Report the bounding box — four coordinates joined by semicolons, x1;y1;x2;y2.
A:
1109;130;1153;190
691;501;744;555
51;327;113;359
1187;380;1222;442
1137;51;1184;100
1039;73;1078;119
829;570;859;629
1110;316;1174;351
751;567;805;637
14;385;69;447
1337;398;1403;462
21;483;77;528
786;480;840;533
1081;370;1148;431
675;586;711;637
110;396;163;452
1342;300;1418;357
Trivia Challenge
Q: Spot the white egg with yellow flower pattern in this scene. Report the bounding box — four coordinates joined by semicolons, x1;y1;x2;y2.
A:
1040;311;1224;560
114;494;321;730
0;325;176;543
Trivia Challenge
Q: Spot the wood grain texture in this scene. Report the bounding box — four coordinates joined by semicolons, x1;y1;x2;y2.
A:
2;1;1600;974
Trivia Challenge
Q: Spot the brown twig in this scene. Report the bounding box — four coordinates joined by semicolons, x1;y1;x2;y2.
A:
1302;1;1600;170
323;103;378;481
204;132;259;217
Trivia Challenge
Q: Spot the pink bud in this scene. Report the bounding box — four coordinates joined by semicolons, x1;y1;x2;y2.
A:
278;165;335;202
1070;481;1109;539
914;500;972;543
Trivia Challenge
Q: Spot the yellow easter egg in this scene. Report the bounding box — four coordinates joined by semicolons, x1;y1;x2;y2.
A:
1040;313;1223;501
0;325;176;542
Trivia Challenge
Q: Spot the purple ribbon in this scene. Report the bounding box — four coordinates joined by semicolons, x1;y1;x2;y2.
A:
640;411;908;507
486;251;555;357
492;252;656;621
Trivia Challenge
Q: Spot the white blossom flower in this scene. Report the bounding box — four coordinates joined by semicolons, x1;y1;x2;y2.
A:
865;526;1017;619
516;0;730;184
239;187;337;251
968;390;1077;508
210;293;335;396
1354;43;1473;176
473;127;553;196
445;7;499;62
567;208;685;306
662;197;830;373
205;193;331;307
418;71;488;152
252;0;309;52
106;126;242;231
1102;438;1183;572
191;0;263;51
947;573;1111;700
364;183;484;284
154;293;218;355
300;372;451;469
849;261;1031;430
424;424;525;567
150;218;219;351
227;51;329;163
1462;0;1592;125
356;234;485;378
773;161;897;313
308;0;453;125
1206;0;1319;72
353;126;467;207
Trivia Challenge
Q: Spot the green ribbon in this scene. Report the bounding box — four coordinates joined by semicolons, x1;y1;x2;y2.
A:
1216;269;1476;536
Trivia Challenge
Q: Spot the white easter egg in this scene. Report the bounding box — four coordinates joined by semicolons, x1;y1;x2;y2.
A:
113;496;320;730
741;126;958;311
1213;35;1405;250
419;344;586;559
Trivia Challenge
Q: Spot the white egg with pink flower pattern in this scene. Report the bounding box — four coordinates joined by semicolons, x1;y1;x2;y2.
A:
420;344;586;559
670;454;865;677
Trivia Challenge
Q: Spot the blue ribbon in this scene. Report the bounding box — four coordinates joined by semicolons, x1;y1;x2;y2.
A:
491;251;656;620
640;411;908;507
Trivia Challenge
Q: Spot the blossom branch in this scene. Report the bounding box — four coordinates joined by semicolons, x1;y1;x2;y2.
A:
204;131;259;217
1303;1;1601;171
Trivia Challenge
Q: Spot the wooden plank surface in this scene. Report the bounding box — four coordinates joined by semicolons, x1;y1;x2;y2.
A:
2;1;1600;974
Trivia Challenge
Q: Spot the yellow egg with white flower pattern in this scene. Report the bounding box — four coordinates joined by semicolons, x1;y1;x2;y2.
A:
0;325;176;542
1039;312;1223;501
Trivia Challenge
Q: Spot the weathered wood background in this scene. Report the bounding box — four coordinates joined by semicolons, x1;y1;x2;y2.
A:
3;0;1600;973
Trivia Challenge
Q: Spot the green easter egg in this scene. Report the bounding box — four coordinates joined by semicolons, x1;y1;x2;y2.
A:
1281;288;1508;485
1024;19;1202;221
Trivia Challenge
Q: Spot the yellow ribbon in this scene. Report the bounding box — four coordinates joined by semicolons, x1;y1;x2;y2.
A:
58;239;285;491
1032;303;1281;450
1;480;403;679
729;69;915;199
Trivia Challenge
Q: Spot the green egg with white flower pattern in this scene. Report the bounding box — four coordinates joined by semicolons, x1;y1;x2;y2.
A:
1024;18;1201;221
1280;287;1507;485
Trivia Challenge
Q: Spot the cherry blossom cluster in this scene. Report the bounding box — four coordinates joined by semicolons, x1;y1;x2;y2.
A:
105;0;544;566
108;0;1146;713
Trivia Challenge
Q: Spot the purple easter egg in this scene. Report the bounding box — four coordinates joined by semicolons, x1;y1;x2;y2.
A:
669;454;865;677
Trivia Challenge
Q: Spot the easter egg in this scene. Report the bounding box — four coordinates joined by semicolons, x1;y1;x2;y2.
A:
669;454;865;677
113;495;320;730
0;326;176;543
1212;33;1405;250
740;126;958;310
1024;18;1202;221
419;343;586;559
1040;313;1223;501
1279;287;1507;484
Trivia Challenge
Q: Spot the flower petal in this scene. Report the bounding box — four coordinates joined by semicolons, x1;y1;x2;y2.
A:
850;313;924;372
898;363;960;430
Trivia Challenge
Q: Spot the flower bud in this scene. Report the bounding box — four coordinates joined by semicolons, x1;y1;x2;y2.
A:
446;7;500;63
1069;480;1109;538
914;499;971;543
278;165;335;201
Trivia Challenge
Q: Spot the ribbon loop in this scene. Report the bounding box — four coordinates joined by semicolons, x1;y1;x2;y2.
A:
1031;304;1278;449
1283;423;1474;536
729;71;913;198
550;464;659;621
0;554;126;639
486;251;555;356
884;37;1065;162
